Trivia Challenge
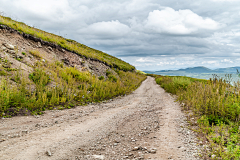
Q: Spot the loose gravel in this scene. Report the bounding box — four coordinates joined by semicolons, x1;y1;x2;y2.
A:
0;77;202;160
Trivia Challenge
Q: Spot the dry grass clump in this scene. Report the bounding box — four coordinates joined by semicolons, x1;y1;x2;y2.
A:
29;50;42;59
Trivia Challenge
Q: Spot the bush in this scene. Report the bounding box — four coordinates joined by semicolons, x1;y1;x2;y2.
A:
108;75;117;82
29;69;51;86
0;70;7;76
98;76;104;80
106;70;111;76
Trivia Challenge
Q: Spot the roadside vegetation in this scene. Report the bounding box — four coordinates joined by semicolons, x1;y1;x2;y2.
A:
152;74;240;159
0;61;146;117
136;70;146;75
0;15;135;71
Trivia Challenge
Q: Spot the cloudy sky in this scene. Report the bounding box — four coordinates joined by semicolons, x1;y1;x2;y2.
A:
1;0;240;71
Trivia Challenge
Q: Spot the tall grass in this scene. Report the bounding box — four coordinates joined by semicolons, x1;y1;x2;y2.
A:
153;75;240;159
0;61;146;117
156;76;191;94
0;15;135;71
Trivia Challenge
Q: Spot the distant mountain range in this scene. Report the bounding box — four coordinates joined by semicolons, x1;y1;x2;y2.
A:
144;66;240;75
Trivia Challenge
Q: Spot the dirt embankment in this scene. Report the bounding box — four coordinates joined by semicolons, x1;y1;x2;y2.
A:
0;77;203;160
0;26;115;79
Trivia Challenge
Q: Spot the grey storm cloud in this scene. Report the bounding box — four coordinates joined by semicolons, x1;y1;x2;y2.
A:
1;0;240;70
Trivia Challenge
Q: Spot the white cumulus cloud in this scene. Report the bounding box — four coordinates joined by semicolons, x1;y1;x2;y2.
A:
221;59;233;63
202;61;217;64
211;0;240;2
144;8;221;35
78;20;131;38
136;58;155;62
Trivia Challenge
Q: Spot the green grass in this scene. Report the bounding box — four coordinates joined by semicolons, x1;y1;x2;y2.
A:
136;70;146;74
98;76;104;80
0;15;135;71
0;70;7;76
0;64;7;76
0;61;146;117
152;74;240;159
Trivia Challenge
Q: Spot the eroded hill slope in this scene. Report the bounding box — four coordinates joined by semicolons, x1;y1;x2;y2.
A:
0;17;146;117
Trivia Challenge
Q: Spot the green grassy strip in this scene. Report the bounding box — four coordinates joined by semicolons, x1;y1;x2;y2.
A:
0;61;146;117
151;74;240;159
136;70;147;75
0;15;135;71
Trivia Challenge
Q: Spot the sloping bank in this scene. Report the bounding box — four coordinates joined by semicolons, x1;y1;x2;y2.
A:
152;74;240;159
0;16;146;118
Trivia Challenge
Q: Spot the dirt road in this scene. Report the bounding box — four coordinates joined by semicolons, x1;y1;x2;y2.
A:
0;77;201;160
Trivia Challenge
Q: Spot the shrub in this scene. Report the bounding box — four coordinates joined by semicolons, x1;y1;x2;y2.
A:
106;70;111;76
98;76;104;80
0;68;7;76
29;69;51;86
108;75;117;82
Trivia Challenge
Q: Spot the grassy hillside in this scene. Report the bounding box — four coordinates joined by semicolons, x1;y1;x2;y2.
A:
0;62;146;117
152;74;240;159
0;16;146;117
0;15;135;71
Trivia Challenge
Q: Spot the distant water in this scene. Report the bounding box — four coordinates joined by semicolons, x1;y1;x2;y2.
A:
159;73;240;84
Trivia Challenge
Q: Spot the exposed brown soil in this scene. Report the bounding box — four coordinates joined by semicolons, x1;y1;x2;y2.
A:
0;77;202;160
0;27;114;79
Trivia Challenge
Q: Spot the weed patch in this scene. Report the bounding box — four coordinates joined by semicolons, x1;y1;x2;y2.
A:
0;69;7;76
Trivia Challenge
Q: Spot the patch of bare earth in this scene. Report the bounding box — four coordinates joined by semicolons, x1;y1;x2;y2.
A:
0;77;202;160
0;28;114;79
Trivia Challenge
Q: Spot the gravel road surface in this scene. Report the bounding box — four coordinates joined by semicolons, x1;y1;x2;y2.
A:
0;77;201;160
